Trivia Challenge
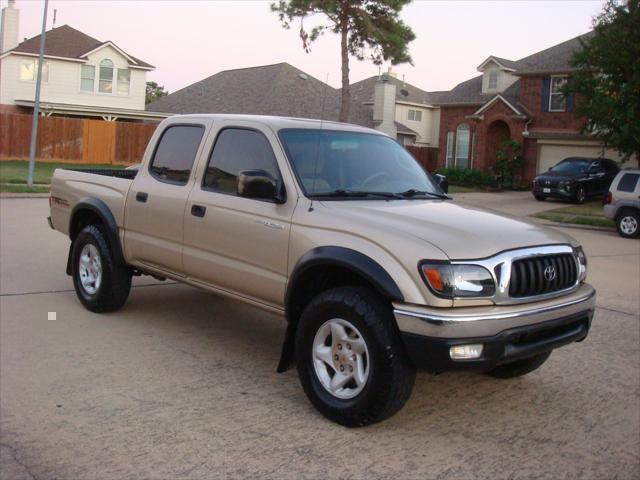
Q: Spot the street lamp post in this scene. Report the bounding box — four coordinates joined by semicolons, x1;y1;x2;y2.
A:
27;0;49;187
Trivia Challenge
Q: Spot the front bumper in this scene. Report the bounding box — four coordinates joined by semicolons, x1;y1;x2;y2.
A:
394;284;595;372
532;184;574;199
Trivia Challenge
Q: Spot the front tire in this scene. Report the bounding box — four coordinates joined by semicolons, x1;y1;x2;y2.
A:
72;224;132;313
574;186;586;204
534;194;546;201
295;286;415;427
484;351;551;379
616;210;640;238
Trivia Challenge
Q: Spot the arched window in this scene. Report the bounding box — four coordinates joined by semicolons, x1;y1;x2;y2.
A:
99;59;114;93
455;123;471;169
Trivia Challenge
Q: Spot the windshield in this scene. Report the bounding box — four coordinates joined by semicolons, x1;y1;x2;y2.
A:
279;129;441;198
551;159;589;173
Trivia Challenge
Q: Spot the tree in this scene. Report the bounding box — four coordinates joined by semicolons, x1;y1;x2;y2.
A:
568;0;640;161
145;81;168;105
271;0;415;122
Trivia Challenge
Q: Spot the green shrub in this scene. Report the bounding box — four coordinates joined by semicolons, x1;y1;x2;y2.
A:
434;167;497;188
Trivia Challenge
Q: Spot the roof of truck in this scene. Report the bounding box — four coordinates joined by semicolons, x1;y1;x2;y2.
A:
166;113;386;135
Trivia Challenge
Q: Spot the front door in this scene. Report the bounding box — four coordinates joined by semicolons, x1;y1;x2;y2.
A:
183;124;296;308
124;122;208;275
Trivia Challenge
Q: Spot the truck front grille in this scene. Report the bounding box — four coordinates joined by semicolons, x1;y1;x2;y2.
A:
509;254;578;298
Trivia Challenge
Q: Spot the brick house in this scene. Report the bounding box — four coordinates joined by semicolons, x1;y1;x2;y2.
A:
433;32;636;182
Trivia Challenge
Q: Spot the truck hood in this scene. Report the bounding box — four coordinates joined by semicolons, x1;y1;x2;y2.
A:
320;199;575;260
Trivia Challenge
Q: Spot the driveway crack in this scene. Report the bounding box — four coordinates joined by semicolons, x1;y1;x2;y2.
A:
0;442;39;480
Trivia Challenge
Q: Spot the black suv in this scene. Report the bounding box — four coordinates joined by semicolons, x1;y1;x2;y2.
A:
532;157;620;204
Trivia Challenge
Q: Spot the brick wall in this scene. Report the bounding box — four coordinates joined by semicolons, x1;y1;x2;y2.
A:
518;76;585;132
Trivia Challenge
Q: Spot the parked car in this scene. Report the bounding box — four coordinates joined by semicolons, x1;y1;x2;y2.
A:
603;168;640;239
532;157;619;203
48;115;595;427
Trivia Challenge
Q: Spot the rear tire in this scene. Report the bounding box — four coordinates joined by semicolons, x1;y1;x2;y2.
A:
484;351;552;379
534;194;546;201
616;210;640;238
72;224;132;313
295;286;415;427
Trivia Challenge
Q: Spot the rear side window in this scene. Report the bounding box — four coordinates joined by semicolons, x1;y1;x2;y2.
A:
203;128;280;195
149;125;205;185
617;173;640;192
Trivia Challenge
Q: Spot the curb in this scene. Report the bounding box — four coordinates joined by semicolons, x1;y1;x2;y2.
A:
0;193;50;199
533;219;615;233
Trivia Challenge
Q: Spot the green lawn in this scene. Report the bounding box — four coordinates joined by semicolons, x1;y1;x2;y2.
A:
533;200;615;228
0;160;120;193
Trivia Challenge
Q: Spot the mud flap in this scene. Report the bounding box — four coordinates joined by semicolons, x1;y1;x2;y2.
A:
276;321;296;373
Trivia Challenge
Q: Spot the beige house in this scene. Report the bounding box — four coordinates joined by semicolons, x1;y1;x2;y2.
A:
0;0;163;121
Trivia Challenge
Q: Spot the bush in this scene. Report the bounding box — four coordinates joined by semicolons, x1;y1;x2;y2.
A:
434;167;497;188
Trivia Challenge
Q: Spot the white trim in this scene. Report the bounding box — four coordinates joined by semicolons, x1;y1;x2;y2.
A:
0;51;86;62
477;56;517;72
473;94;522;116
81;41;138;65
548;75;568;112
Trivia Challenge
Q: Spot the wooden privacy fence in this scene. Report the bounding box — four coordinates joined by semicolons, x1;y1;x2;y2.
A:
406;145;438;172
0;113;158;165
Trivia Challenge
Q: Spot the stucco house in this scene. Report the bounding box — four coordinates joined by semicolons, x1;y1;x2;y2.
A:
0;0;163;121
349;71;447;147
433;32;636;181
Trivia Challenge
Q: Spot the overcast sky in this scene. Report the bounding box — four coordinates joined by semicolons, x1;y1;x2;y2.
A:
3;0;603;94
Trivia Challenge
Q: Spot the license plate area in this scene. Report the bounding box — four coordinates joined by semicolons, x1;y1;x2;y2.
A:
543;188;551;193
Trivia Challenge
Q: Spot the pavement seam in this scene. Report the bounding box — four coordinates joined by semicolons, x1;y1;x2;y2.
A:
0;442;39;480
595;305;639;317
0;281;178;297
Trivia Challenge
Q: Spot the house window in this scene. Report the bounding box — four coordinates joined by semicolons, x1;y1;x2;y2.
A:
445;132;454;167
488;71;498;89
408;109;422;122
455;123;471;169
549;76;568;112
80;65;95;92
117;69;130;95
20;59;48;82
99;59;114;93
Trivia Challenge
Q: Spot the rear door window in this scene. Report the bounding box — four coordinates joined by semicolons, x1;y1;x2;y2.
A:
149;125;205;185
617;173;640;192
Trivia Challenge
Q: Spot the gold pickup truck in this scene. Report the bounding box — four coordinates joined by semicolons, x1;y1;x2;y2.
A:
49;114;595;426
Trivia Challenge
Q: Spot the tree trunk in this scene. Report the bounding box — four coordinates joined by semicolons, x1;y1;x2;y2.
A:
339;23;350;123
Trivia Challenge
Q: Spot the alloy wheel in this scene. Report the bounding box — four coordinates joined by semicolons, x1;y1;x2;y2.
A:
312;318;370;399
78;244;102;295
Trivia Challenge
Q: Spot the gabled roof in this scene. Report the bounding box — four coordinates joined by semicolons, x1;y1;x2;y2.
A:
477;56;518;72
2;24;153;69
147;62;374;127
435;31;592;107
348;74;448;107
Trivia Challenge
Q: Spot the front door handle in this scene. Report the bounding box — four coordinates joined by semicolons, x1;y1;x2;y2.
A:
191;204;206;218
136;192;148;203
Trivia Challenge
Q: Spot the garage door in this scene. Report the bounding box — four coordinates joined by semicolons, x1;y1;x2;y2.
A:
537;143;603;173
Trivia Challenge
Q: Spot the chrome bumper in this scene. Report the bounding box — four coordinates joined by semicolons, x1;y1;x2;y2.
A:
393;283;596;338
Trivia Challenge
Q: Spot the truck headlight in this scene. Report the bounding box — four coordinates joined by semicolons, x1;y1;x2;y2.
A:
574;246;587;282
420;263;495;298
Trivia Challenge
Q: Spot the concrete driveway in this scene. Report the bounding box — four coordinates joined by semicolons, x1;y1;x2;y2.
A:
1;197;638;479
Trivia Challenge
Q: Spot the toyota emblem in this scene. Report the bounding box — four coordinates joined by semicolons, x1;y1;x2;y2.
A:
544;265;557;281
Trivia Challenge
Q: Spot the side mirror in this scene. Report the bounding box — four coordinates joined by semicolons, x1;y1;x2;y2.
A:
237;169;284;203
434;173;449;194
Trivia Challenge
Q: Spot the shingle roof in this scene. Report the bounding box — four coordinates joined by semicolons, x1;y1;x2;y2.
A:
348;74;446;106
5;24;154;68
147;62;374;127
435;31;593;106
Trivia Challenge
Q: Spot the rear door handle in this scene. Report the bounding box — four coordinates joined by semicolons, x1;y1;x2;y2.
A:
191;204;206;218
136;192;148;203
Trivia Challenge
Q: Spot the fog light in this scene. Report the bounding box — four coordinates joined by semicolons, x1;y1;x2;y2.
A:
449;344;483;360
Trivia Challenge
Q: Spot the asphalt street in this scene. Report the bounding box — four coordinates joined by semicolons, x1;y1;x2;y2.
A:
1;195;638;479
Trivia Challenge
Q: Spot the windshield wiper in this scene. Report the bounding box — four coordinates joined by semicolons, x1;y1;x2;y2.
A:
309;189;403;199
396;189;451;200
